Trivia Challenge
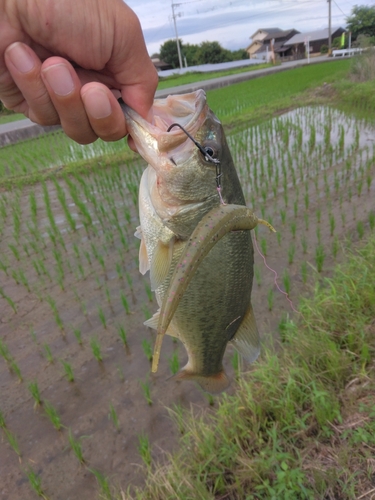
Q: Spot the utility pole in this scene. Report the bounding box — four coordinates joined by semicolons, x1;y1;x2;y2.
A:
328;0;332;54
171;1;183;70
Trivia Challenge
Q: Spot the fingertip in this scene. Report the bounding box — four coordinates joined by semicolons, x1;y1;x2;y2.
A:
81;84;127;142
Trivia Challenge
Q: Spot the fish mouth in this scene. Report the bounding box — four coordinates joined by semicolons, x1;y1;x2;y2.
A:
120;90;208;171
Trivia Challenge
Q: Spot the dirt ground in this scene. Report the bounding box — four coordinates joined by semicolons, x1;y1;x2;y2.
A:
0;106;374;499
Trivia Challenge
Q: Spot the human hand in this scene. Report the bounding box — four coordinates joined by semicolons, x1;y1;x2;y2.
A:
0;0;158;144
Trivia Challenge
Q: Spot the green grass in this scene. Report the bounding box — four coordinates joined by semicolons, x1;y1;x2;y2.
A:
126;236;375;499
207;59;351;128
0;113;24;124
157;62;272;90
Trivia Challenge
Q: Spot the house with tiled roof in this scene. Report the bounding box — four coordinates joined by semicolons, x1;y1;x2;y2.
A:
283;27;345;57
246;28;299;59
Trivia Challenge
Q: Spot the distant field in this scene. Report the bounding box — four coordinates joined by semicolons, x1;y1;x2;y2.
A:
157;61;271;90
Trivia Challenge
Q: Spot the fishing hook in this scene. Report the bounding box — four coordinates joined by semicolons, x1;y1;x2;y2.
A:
167;122;225;204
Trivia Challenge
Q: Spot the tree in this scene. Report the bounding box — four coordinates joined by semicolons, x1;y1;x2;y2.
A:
159;39;183;68
196;41;232;64
346;5;375;39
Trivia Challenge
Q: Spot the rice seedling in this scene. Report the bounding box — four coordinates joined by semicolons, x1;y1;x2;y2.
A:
125;271;133;290
301;261;308;284
282;269;291;295
357;221;364;239
67;428;85;464
42;343;54;363
117;325;127;347
120;291;130;315
90;337;103;362
3;427;21;456
61;360;75;382
109;403;120;431
141;304;152;321
8;243;20;261
332;236;340;259
98;306;107;329
28;380;42;407
45;295;64;332
144;281;153;302
315;244;325;272
254;266;262;286
137;433;152;468
9;359;22;382
329;213;336;237
168;351;180;375
141;339;153;363
73;328;83;345
0;287;17;313
43;401;62;431
89;469;112;500
25;467;49;499
139;379;152;406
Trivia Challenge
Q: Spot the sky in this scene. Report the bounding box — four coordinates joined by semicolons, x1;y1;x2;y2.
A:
125;0;374;56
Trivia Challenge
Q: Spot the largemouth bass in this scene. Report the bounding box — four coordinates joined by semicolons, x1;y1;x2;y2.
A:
121;90;272;393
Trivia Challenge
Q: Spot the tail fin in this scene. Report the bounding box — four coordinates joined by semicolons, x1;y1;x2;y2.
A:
171;368;230;394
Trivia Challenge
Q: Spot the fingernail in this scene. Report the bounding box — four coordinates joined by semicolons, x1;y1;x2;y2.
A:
6;42;35;73
42;64;74;96
82;88;112;119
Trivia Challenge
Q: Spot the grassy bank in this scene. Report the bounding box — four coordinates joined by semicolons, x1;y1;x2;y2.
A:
125;236;375;499
157;62;272;90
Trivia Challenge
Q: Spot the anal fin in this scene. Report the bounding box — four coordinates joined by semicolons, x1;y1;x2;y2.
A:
144;310;179;338
230;304;260;363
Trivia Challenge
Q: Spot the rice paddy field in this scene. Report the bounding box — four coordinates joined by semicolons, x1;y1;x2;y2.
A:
0;60;375;499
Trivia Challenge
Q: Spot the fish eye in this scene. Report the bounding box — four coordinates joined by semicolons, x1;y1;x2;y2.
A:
204;147;215;157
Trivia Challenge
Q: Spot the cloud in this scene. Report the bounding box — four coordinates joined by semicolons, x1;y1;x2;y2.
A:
125;0;362;55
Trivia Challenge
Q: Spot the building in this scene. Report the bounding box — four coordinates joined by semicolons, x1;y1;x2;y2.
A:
283;27;346;58
246;28;299;59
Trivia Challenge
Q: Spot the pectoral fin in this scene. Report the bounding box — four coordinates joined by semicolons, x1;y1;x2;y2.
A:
135;226;150;275
150;239;174;291
230;304;260;363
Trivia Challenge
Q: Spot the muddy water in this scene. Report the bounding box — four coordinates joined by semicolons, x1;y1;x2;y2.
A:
1;106;375;499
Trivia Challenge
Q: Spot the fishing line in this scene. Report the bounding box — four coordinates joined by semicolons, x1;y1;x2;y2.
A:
252;231;300;315
167;122;226;204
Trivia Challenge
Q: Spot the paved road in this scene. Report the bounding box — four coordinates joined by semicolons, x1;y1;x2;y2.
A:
0;55;338;146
